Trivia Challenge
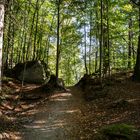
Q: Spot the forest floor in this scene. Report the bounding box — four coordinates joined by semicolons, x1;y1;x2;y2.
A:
0;74;140;140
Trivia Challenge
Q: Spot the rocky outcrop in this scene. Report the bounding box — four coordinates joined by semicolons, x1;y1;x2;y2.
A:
12;60;50;84
75;74;107;101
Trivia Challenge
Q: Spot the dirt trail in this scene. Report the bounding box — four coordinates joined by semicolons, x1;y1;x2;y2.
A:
21;87;85;140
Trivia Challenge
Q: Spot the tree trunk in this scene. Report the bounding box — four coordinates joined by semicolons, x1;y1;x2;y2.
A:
133;6;140;81
10;22;14;69
22;0;31;63
33;0;39;60
95;4;99;73
84;23;88;74
128;18;132;69
133;36;140;80
89;11;92;74
56;0;60;79
0;2;4;91
107;0;110;77
99;0;103;82
26;1;37;61
95;51;98;72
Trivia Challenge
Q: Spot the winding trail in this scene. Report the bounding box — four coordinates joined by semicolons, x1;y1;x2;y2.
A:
21;87;85;140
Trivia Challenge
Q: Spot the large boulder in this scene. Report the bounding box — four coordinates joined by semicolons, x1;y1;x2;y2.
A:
13;60;50;84
75;74;106;101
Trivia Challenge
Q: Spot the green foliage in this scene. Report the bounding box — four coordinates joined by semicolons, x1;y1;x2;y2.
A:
2;0;139;85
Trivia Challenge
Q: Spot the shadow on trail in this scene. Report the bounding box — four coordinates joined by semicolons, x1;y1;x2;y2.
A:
21;87;84;140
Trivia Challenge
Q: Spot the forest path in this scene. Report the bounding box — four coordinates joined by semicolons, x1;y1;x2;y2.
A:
21;87;85;140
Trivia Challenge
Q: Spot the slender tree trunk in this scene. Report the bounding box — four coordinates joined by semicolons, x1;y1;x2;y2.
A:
95;51;98;72
5;0;12;69
113;47;116;70
22;1;31;63
26;1;38;61
22;33;27;62
89;11;92;74
56;0;60;79
84;23;88;74
36;32;43;60
132;39;135;66
107;0;110;77
10;23;14;68
16;39;20;63
5;20;11;68
99;0;103;82
10;0;16;67
46;37;50;64
0;2;4;91
33;1;39;60
128;18;132;69
95;3;99;73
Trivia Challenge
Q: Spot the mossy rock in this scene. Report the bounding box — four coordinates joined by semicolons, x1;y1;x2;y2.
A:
13;60;50;84
95;124;138;140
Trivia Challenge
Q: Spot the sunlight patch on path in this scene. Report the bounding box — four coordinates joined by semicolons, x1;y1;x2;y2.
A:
0;132;22;140
21;89;82;140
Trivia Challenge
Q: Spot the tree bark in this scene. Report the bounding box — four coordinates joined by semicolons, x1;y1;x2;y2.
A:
133;6;140;81
33;0;39;60
128;18;132;69
26;0;38;61
56;0;60;79
89;11;92;74
0;1;5;91
107;0;110;77
84;23;88;74
99;0;103;82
